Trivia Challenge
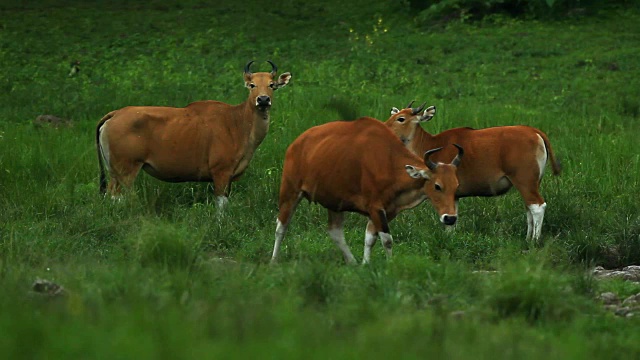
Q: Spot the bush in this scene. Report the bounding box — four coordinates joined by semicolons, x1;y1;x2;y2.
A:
411;0;634;23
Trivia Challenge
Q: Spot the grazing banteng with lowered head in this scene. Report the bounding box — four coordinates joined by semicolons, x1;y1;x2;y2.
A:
271;115;463;264
385;102;561;242
96;60;291;208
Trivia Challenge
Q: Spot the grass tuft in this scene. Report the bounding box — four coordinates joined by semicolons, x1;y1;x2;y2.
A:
485;256;594;324
127;220;202;270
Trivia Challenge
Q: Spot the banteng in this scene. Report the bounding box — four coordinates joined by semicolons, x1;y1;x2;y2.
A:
385;102;561;241
271;114;463;264
96;60;291;208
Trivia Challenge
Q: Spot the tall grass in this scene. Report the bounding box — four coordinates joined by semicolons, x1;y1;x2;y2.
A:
0;0;639;358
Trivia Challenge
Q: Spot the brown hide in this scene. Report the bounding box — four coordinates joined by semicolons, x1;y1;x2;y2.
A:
96;61;291;198
385;108;561;204
278;117;460;226
272;116;462;263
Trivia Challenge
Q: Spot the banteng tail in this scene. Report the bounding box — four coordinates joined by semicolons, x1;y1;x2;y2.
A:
537;129;562;176
96;111;116;194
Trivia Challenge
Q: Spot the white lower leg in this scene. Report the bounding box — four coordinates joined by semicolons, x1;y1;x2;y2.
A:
363;227;377;264
272;219;287;262
379;232;393;259
216;196;229;210
526;211;533;240
528;203;546;242
328;227;356;264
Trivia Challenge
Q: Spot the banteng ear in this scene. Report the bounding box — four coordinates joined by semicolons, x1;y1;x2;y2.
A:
275;72;292;89
419;106;436;122
243;72;252;87
391;107;400;115
405;165;430;180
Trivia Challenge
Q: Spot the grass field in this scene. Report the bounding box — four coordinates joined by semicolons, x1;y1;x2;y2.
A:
1;0;639;358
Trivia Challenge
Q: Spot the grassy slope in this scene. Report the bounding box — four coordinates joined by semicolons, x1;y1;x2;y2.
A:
0;0;639;358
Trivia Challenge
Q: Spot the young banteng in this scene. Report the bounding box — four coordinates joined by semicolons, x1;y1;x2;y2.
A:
96;60;292;208
385;102;561;242
271;116;463;264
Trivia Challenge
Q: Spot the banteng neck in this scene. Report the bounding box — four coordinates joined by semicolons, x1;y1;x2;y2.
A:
412;125;435;156
243;100;270;147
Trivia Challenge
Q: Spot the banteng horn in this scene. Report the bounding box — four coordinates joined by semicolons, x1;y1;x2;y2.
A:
451;144;464;167
244;60;255;75
411;101;427;115
424;146;444;171
267;60;278;77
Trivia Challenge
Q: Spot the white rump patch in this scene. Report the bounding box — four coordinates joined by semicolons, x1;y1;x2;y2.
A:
98;121;111;168
535;134;547;180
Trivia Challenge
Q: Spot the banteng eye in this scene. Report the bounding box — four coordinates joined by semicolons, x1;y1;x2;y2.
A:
249;83;256;89
269;82;275;89
397;117;405;123
435;184;442;191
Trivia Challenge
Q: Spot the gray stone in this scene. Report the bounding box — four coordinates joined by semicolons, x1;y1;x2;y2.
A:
599;292;620;305
614;306;632;317
33;114;73;128
593;265;640;282
31;278;66;297
622;293;640;306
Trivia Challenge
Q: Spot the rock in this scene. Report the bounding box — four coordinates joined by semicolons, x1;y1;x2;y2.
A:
33;115;73;128
32;278;66;297
592;265;640;282
599;292;620;305
593;266;609;276
622;293;640;306
603;304;619;312
614;307;632;317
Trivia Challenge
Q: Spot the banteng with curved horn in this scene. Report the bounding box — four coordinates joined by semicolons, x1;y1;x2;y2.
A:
271;117;463;264
384;103;561;242
96;60;292;208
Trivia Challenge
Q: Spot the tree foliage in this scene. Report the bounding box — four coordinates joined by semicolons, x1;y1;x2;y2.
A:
408;0;637;22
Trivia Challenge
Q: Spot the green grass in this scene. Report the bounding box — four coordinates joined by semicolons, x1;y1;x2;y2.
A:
1;0;640;358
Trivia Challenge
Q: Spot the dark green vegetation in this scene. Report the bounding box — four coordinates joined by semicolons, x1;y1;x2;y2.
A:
1;0;639;358
409;0;635;22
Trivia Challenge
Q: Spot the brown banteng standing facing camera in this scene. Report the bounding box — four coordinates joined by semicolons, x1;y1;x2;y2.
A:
96;60;291;209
